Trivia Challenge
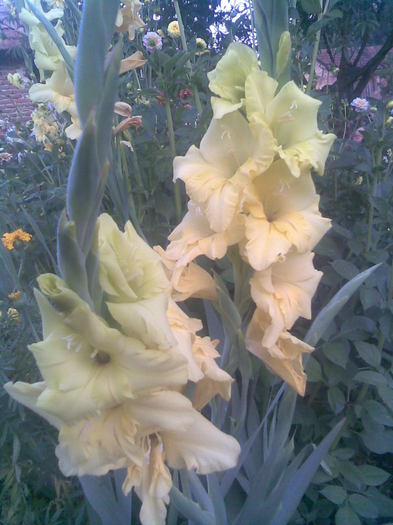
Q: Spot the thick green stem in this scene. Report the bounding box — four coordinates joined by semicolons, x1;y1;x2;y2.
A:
306;0;329;95
173;0;203;116
165;100;182;221
306;21;321;94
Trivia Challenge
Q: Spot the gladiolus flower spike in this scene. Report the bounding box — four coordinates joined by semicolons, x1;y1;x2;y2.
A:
165;42;335;397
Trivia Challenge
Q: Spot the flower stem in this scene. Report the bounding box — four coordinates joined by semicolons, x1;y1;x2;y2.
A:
165;100;182;221
306;0;329;95
173;0;203;116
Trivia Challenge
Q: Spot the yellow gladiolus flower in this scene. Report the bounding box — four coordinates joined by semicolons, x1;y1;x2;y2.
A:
4;383;240;525
246;309;313;396
167;299;233;409
208;43;335;178
250;252;322;348
208;42;259;119
165;201;243;267
26;277;187;422
19;3;73;79
174;111;275;233
239;160;331;271
97;214;175;349
29;62;81;140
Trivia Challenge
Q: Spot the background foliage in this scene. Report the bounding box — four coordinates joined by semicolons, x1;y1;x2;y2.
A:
1;0;393;523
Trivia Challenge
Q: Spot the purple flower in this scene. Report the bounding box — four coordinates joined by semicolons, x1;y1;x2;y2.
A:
142;31;163;53
350;97;370;112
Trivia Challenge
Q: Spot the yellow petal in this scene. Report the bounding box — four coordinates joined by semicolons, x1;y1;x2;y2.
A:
162;410;240;474
4;381;61;429
208;42;259;118
250;253;322;347
245;69;278;117
246;309;313;395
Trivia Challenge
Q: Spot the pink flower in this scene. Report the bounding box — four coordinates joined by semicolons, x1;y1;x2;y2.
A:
353;127;365;143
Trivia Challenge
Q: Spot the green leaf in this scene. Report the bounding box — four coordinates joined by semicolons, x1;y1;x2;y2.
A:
170;486;215;525
354;371;387;387
355;342;381;367
328;387;346;414
75;0;120;124
323;341;350;368
268;419;346;525
332;260;359;280
305;355;322;382
358;465;391;486
348;494;378;518
300;0;322;13
320;485;347;505
361;429;393;454
378;385;393;411
305;264;381;347
363;400;393;427
335;506;361;525
79;473;131;525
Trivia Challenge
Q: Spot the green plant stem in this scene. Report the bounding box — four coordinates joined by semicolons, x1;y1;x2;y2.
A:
165;100;182;221
306;0;329;95
173;0;203;116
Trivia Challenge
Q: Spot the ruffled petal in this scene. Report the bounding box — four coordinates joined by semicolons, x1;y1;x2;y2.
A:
246;309;313;395
250;253;322;347
163;410;240;474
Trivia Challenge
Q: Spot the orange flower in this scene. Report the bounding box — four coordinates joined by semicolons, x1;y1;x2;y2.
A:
2;229;32;250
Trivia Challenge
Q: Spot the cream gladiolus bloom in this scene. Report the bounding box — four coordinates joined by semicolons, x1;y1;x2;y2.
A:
27;278;187;422
208;43;335;178
165;201;243;267
20;4;73;78
208;42;259;119
167;299;233;408
250;252;322;348
115;0;144;40
246;309;313;396
5;384;240;525
97;214;175;349
29;62;81;139
240;160;331;271
174;111;275;233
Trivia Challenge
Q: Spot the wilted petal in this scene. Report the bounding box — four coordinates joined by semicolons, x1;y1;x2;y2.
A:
192;336;233;410
246;309;313;395
155;245;216;302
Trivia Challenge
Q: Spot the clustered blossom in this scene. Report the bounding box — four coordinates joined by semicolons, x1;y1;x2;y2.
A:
143;31;163;52
5;214;240;525
31;105;61;148
22;1;145;141
2;228;32;250
20;1;80;139
7;73;24;89
162;43;335;396
351;97;370;112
